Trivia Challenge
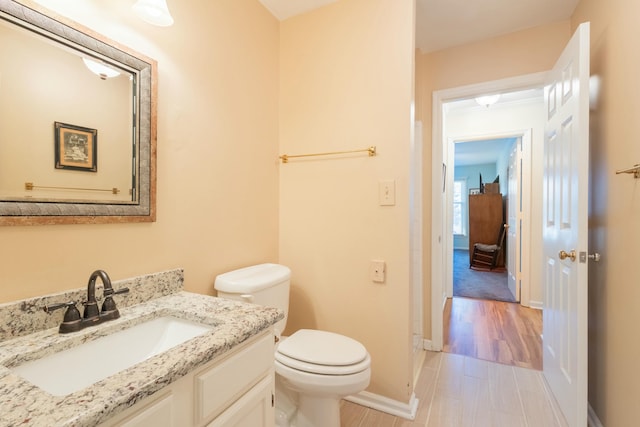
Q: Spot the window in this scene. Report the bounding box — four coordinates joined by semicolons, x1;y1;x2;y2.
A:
453;179;467;235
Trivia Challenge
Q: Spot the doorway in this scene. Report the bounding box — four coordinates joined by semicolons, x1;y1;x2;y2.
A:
443;115;542;370
451;135;519;304
431;27;591;425
430;72;547;352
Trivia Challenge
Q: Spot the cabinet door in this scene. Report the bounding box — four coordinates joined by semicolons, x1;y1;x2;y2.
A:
206;375;274;427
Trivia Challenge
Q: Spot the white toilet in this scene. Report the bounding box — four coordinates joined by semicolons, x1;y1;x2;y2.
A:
214;263;371;427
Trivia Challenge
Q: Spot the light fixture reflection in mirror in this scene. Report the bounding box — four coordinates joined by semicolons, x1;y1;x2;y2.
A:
132;0;174;27
82;58;121;80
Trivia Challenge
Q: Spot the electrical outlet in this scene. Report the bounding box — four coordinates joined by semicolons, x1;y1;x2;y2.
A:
371;260;385;283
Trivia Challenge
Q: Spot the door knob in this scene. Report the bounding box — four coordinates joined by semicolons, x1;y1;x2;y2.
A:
559;249;577;262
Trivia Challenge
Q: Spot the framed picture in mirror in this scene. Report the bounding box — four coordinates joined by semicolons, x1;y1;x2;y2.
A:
54;122;97;172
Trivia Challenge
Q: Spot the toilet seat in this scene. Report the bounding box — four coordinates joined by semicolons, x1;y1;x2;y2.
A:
275;351;370;375
276;329;370;375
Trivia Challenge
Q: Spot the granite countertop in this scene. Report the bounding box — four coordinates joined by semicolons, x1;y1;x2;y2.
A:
0;271;283;427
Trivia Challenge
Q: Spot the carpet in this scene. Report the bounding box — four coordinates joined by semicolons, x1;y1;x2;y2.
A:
453;249;516;302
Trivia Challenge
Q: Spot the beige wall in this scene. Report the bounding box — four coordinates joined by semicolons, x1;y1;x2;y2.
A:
0;0;280;302
279;0;415;403
415;21;571;338
572;0;640;425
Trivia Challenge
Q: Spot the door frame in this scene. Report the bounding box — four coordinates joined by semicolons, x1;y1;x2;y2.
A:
430;72;546;351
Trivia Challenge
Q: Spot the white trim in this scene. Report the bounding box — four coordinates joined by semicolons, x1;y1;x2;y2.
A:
529;300;544;310
431;71;547;351
431;94;445;352
588;403;604;427
345;391;419;420
422;339;437;351
411;121;424;345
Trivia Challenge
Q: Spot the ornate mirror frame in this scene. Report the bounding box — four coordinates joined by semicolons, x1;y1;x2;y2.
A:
0;0;157;225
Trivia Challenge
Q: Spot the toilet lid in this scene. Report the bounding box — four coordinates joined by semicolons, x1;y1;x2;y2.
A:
275;351;371;375
276;329;369;372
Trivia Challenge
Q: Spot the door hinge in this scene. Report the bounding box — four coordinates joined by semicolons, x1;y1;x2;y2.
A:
272;392;275;407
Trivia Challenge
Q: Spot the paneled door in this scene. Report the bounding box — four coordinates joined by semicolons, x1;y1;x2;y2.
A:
542;22;590;427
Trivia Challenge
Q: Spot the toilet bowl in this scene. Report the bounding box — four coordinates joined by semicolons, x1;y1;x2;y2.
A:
214;264;371;427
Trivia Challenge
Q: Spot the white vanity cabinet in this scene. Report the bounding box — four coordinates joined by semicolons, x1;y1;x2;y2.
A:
99;329;275;427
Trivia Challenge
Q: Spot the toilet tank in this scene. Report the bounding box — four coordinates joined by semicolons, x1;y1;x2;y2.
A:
214;263;290;335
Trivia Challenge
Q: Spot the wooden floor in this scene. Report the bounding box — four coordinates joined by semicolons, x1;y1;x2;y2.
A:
340;351;567;427
443;297;542;370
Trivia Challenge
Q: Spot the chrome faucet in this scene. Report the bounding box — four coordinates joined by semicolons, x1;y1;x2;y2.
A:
44;270;129;333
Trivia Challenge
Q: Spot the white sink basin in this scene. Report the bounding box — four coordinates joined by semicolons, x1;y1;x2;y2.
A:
12;316;213;396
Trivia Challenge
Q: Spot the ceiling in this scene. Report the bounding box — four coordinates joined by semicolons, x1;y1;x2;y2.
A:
455;137;517;167
259;0;580;53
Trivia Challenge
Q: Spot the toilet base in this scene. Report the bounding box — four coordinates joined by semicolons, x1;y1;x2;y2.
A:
294;395;341;427
275;378;342;427
274;356;370;427
275;376;296;427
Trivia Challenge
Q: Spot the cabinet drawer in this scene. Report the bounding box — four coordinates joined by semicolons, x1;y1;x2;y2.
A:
195;332;273;424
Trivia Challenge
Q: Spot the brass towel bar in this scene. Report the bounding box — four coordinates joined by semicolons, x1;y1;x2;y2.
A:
25;182;120;195
279;146;376;163
615;164;640;179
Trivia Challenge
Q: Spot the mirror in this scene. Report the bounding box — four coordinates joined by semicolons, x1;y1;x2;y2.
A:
0;1;156;225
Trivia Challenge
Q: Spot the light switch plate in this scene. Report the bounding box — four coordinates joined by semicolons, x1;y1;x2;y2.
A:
378;180;395;206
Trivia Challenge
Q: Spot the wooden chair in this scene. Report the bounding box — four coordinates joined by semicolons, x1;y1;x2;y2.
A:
470;223;508;270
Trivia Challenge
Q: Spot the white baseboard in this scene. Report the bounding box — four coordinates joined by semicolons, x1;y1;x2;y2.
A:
422;339;438;351
588;403;604;427
345;391;419;420
529;300;543;310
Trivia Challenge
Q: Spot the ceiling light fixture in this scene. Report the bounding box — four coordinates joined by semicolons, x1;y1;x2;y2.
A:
475;94;501;108
132;0;174;27
82;58;121;80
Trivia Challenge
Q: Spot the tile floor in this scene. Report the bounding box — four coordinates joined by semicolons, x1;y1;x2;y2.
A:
340;351;568;427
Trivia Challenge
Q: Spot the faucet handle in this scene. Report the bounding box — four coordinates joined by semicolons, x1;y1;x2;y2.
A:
103;287;129;297
44;301;74;313
101;287;129;313
44;301;81;324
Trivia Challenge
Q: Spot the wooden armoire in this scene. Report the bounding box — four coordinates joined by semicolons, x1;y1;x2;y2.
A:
468;193;504;267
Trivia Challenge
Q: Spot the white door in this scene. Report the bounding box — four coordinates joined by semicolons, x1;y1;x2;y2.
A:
506;141;520;301
542;22;590;427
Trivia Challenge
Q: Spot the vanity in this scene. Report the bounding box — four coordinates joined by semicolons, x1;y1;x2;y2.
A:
0;269;283;426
